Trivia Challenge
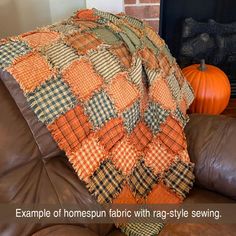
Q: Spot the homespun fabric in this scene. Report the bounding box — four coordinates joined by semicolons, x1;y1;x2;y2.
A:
0;9;195;236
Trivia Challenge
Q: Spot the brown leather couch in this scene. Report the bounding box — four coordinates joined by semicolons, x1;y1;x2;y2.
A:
1;70;236;236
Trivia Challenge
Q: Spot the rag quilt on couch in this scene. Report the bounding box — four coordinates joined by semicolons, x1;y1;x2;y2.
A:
0;9;195;236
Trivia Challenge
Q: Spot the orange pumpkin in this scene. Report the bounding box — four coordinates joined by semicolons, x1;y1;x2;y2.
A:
182;59;231;114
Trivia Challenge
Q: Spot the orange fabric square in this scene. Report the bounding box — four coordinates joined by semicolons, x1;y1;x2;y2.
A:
68;136;107;182
146;183;182;204
48;105;91;153
130;122;153;152
62;59;103;100
113;185;137;204
146;26;165;48
150;78;176;111
110;43;132;69
22;31;60;48
8;52;53;92
66;32;102;55
158;52;171;77
179;98;187;115
160;116;187;154
112;137;138;175
144;139;175;174
74;20;100;31
107;73;140;111
139;47;159;69
178;150;191;163
97;118;124;151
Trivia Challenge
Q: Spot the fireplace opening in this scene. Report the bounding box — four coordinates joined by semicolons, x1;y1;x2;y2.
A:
159;0;236;98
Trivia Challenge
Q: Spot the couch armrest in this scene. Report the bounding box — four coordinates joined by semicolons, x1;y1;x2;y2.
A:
185;114;236;200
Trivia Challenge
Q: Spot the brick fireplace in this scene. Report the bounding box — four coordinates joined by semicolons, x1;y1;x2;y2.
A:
124;0;160;31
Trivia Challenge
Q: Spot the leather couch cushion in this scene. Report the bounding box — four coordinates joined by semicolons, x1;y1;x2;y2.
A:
185;114;236;200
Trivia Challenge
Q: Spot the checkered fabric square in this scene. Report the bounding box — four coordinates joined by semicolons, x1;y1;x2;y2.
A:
144;139;175;174
122;101;141;133
97;118;124;151
144;102;169;135
92;27;120;45
50;23;79;35
121;223;164;236
8;52;53;92
45;42;79;70
178;150;191;163
110;43;132;69
89;47;123;83
174;107;189;128
47;105;91;153
66;32;102;55
85;90;117;129
0;40;31;69
107;73;140;112
159;116;187;154
112;137;138;175
139;48;159;70
94;9;120;24
166;74;181;100
26;76;77;124
87;160;125;204
128;57;143;86
150;78;176;111
68;136;107;182
129;160;159;198
130;122;153;151
158;52;171;77
62;59;103;100
22;31;60;48
163;159;195;198
182;80;195;107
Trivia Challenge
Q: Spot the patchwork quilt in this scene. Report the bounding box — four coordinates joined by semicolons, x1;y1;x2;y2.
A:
0;9;195;235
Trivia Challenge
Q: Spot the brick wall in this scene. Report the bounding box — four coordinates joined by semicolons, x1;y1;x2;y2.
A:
124;0;160;31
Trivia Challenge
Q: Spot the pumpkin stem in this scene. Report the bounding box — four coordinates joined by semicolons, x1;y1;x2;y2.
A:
198;59;207;71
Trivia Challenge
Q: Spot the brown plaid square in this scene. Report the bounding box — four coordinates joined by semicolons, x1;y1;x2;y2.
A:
139;48;159;70
66;32;102;55
130;122;153;151
48;105;91;153
110;43;132;69
159;116;186;154
97;118;124;151
87;160;125;204
158;52;171;77
129;160;159;198
163;159;195;198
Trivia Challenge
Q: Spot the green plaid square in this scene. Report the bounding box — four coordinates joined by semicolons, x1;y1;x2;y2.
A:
166;74;181;100
174;108;189;128
26;76;77;124
144;102;170;135
0;41;31;69
122;101;141;133
85;90;117;129
94;9;120;24
121;15;144;29
87;160;125;204
121;222;164;236
182;81;195;107
92;27;120;45
45;42;79;70
129;160;159;198
164;160;195;198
